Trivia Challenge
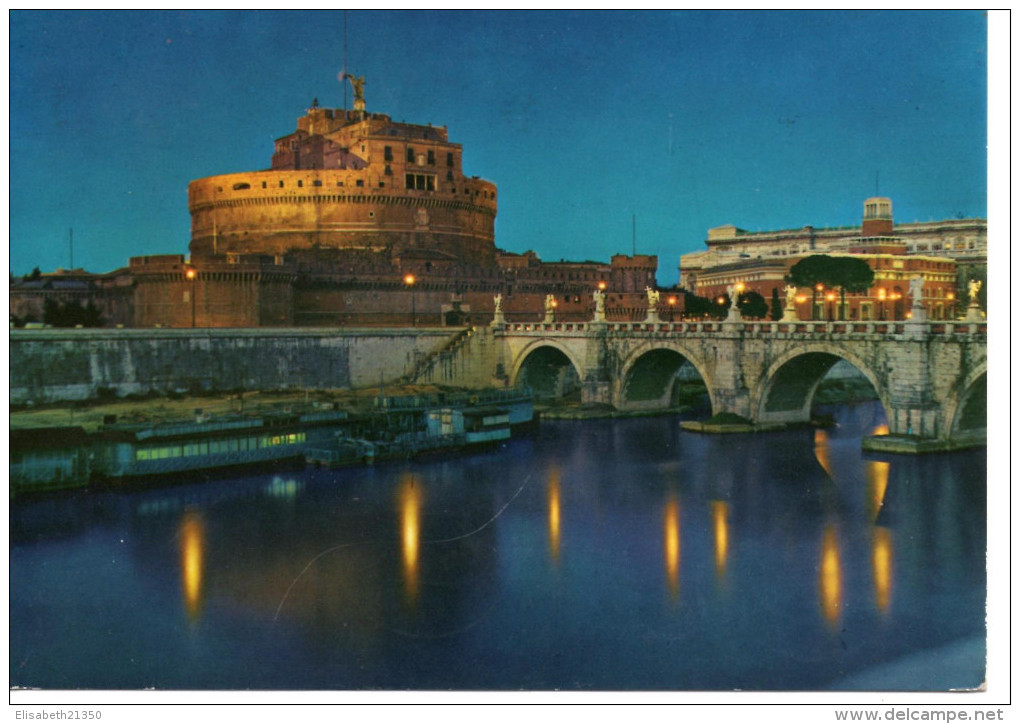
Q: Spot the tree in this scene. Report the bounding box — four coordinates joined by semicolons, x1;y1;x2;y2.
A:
769;287;783;321
683;290;727;319
42;298;104;327
787;255;874;320
737;290;769;319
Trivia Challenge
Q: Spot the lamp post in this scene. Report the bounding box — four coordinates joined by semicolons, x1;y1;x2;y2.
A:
890;292;902;321
667;295;677;322
877;288;886;321
814;283;824;321
404;273;417;326
795;295;807;321
826;292;836;322
185;266;197;328
947;291;956;320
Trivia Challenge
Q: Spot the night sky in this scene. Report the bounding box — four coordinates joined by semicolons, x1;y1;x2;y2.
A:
10;10;990;283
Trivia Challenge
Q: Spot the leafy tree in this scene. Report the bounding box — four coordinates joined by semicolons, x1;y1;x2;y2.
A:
770;287;783;321
787;255;874;320
683;290;727;319
737;290;769;319
42;298;104;327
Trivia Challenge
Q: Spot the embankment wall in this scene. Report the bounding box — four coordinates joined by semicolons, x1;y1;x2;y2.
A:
10;327;461;405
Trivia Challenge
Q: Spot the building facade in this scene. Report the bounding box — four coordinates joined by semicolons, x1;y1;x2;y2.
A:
680;198;983;321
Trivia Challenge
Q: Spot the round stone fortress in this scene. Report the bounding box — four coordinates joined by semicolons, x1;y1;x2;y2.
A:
188;102;498;266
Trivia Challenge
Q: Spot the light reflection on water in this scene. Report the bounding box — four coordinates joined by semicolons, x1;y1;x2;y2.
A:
179;510;205;623
9;402;986;691
663;496;680;599
547;466;561;563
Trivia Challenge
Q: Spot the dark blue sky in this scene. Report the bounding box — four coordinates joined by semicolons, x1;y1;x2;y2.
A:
10;10;988;283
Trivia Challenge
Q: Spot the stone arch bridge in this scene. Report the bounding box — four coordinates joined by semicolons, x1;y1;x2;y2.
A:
420;317;987;449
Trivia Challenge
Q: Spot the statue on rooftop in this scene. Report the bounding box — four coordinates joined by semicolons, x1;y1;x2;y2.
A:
348;75;365;104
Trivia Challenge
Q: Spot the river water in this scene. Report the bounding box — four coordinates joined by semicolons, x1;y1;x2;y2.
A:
10;402;986;691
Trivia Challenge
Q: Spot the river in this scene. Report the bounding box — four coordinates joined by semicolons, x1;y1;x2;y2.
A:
9;401;986;691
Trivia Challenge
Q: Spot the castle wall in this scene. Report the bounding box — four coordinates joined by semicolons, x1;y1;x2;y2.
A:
10;328;460;405
188;170;497;266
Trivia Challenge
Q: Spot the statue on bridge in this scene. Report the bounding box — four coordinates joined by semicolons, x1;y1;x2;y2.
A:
965;279;984;321
544;294;557;324
909;276;925;307
782;284;800;322
645;287;661;323
491;293;505;327
905;275;929;324
968;279;982;303
726;284;741;311
592;288;605;315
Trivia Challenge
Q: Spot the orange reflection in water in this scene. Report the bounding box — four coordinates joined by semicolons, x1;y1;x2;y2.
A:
819;524;843;628
864;460;891;521
813;429;833;476
547;468;561;563
711;501;729;580
872;526;893;614
664;497;680;598
399;474;422;602
179;511;205;622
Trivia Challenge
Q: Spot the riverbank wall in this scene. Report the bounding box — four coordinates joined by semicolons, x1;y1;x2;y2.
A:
10;327;467;405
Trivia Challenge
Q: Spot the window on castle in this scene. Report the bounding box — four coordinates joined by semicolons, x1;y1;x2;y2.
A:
279;181;284;188
407;147;415;162
313;180;322;187
447;152;454;167
447;171;454;182
261;181;267;189
356;179;364;188
378;182;385;188
384;146;393;161
297;180;303;188
427;150;435;165
385;165;392;176
406;173;435;191
233;182;250;190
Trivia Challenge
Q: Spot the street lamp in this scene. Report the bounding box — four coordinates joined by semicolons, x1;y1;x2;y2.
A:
826;292;836;322
184;266;197;327
877;288;887;321
667;295;677;321
404;273;417;326
597;280;607;291
947;291;956;319
890;291;902;320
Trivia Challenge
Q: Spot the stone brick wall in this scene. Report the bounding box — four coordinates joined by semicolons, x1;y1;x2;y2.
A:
9;328;460;405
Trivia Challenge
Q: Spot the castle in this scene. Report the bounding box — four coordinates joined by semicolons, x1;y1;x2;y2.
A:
11;84;658;329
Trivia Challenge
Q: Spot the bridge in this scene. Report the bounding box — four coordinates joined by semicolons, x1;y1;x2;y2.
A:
417;316;987;452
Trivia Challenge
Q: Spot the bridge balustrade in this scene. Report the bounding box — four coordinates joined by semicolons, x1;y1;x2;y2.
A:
496;318;985;340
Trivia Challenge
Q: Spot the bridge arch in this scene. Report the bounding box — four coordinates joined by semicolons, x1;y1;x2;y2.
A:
615;341;715;412
944;363;987;439
510;339;585;399
753;343;890;425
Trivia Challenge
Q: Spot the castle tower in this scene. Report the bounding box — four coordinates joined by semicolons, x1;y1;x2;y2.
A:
861;197;894;237
188;97;498;266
